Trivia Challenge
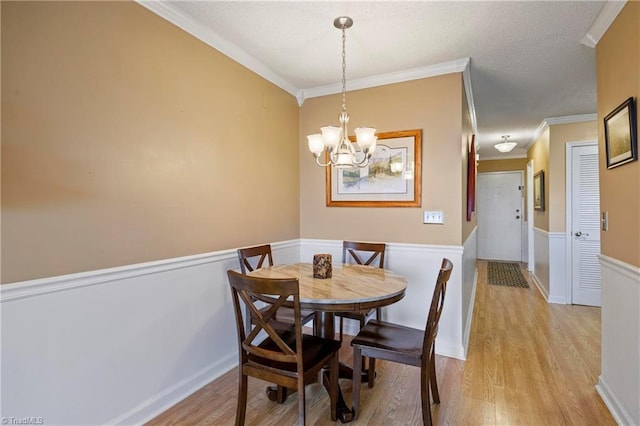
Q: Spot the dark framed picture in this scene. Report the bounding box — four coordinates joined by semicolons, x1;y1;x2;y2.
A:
466;135;476;221
604;97;637;169
533;170;545;211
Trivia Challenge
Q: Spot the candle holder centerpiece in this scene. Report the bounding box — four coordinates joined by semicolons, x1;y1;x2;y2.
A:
313;254;332;279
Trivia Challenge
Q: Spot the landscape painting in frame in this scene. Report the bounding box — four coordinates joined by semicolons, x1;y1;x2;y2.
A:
604;97;637;169
326;129;422;207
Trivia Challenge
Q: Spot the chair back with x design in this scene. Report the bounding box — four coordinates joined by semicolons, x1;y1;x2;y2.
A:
237;244;273;274
227;270;340;425
342;241;386;267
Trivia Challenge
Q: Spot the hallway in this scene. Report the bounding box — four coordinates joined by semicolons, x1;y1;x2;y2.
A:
148;260;615;425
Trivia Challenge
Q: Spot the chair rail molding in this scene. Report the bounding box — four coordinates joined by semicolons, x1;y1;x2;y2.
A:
1;237;475;425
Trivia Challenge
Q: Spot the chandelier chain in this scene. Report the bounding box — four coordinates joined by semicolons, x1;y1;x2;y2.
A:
341;26;347;113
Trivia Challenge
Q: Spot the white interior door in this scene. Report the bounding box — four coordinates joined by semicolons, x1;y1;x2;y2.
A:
570;144;601;306
477;172;523;261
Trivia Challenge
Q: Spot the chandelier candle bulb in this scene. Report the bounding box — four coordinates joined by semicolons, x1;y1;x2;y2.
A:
313;254;332;279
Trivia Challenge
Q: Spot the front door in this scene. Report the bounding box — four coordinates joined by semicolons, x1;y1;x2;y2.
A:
477;172;523;261
569;143;601;306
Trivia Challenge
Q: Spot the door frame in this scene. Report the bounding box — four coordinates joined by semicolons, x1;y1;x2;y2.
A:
527;160;534;272
565;140;598;304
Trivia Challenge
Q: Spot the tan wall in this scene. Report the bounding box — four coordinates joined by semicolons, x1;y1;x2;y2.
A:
596;1;640;267
299;74;464;246
477;158;528;173
1;2;301;282
461;87;477;242
548;121;598;232
527;129;550;231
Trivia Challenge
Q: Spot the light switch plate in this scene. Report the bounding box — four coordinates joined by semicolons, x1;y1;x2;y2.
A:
601;211;608;231
423;211;444;224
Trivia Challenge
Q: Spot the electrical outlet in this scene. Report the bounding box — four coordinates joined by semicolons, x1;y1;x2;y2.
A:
423;211;444;224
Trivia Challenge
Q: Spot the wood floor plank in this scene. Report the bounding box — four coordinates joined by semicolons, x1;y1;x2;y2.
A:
147;261;615;425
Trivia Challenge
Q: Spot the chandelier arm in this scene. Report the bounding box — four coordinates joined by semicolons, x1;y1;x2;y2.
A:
315;155;333;167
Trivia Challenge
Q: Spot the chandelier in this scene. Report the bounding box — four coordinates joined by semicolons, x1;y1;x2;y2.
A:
307;17;377;168
494;135;517;153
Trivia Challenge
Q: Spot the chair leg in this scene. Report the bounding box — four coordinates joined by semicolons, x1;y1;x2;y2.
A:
339;316;344;341
359;318;368;376
352;346;363;420
420;365;433;426
297;379;306;426
368;358;376;388
236;372;248;426
276;385;287;404
330;353;339;421
429;346;440;404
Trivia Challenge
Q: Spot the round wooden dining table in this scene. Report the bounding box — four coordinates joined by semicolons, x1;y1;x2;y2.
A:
248;262;407;423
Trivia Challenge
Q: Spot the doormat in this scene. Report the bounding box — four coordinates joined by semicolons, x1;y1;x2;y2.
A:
487;262;530;288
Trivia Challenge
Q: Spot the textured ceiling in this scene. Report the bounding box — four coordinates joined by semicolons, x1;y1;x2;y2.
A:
141;1;607;157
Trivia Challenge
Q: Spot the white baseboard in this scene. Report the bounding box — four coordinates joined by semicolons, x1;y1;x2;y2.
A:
111;353;237;425
596;375;635;426
462;268;478;358
530;273;549;301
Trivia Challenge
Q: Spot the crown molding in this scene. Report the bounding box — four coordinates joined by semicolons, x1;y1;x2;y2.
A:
138;3;478;119
529;113;597;148
300;57;471;101
545;113;598;126
137;2;477;112
136;1;299;98
462;59;478;135
581;0;627;48
531;120;550;146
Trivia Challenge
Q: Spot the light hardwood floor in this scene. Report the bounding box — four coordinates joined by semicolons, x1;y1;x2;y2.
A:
147;261;615;425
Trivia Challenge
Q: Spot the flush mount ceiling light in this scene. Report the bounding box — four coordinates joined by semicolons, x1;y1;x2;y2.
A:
307;17;377;169
494;135;517;153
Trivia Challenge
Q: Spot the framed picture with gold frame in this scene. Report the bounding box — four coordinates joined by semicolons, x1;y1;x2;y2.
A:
326;129;422;207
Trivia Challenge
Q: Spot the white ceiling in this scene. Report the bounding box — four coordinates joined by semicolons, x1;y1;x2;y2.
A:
139;1;612;157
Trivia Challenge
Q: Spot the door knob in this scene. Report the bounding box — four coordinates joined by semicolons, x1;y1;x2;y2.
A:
574;231;582;237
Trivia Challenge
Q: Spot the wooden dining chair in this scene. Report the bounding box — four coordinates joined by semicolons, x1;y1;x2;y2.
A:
337;241;387;340
227;270;341;426
350;258;453;426
237;244;316;334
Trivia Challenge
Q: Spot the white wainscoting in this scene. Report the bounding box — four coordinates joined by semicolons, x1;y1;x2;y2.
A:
532;227;551;300
300;238;473;360
596;254;640;426
0;241;299;426
461;227;478;358
532;228;567;304
548;232;567;304
1;238;475;425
